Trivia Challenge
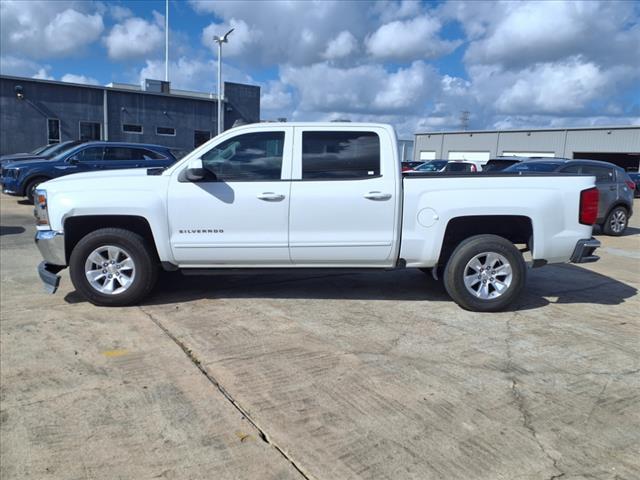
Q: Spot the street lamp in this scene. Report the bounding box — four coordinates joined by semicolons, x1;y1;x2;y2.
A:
213;28;234;135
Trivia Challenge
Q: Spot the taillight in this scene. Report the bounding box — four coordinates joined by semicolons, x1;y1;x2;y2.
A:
470;164;477;172
625;180;636;190
579;187;599;225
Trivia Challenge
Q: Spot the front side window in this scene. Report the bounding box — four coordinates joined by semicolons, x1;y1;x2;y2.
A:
302;131;380;180
201;132;285;181
48;119;60;144
74;147;104;162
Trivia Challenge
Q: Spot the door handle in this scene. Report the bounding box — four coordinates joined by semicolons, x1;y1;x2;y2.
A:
257;192;285;201
364;191;392;201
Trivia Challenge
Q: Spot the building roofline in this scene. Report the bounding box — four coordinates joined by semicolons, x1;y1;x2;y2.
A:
0;74;259;103
416;125;640;135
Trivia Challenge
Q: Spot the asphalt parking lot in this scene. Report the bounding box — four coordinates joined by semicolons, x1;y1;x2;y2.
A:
1;194;639;480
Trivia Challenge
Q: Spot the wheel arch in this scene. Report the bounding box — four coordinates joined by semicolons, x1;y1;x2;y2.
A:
21;174;51;197
64;215;160;264
437;215;533;267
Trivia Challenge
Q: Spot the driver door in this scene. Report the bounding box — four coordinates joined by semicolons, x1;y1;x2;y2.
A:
167;127;293;266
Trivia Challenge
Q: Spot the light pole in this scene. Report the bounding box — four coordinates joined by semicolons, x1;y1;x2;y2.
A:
214;28;234;135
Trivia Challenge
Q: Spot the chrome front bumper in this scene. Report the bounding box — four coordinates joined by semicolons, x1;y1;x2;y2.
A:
35;230;66;266
35;230;66;294
570;238;601;263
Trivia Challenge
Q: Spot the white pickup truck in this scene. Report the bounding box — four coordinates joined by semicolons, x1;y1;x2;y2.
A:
34;123;601;312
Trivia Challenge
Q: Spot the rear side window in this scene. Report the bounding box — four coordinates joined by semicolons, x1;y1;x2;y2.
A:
302;131;380;180
559;165;581;173
104;147;145;161
201;132;285;181
581;165;614;183
506;162;560;172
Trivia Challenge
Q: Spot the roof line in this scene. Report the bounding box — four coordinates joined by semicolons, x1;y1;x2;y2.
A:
416;125;640;135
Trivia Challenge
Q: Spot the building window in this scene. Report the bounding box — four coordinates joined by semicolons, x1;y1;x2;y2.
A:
79;122;101;141
156;126;176;136
47;118;60;144
194;130;210;148
302;131;380;180
122;124;143;134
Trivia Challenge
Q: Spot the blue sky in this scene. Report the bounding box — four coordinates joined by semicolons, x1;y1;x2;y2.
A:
1;0;639;137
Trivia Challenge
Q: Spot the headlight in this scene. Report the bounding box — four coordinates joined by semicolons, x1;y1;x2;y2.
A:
2;168;19;178
34;189;50;226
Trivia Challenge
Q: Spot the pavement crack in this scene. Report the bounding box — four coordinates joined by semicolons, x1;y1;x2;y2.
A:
139;307;312;480
506;316;565;480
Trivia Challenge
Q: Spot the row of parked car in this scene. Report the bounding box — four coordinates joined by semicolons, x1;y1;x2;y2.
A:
402;156;637;236
1;140;186;202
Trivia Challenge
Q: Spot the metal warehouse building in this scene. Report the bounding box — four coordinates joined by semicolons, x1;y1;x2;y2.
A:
414;126;640;171
0;75;260;156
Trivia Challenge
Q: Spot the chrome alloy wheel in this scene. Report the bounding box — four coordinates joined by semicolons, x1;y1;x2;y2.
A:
463;252;513;300
610;209;627;234
84;245;135;295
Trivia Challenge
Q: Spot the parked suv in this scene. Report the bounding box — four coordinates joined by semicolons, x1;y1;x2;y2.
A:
504;159;635;235
1;142;180;202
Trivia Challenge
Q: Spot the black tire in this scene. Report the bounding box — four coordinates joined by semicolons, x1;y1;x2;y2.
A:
443;234;526;312
602;206;628;236
69;228;159;306
25;177;49;203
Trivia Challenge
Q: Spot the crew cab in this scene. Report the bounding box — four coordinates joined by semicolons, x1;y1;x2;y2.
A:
33;123;601;312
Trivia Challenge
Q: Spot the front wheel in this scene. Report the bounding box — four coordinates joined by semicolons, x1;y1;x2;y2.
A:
69;228;158;306
443;234;526;312
25;177;48;203
603;206;628;236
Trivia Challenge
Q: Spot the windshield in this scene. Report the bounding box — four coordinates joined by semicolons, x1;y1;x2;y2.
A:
30;144;52;155
504;162;561;173
416;160;447;171
42;141;82;158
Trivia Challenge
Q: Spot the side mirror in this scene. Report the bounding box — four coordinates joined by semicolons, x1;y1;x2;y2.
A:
67;156;79;165
179;158;217;182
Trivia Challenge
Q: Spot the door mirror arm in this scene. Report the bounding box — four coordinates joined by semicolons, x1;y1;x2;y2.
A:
67;156;79;165
179;167;217;183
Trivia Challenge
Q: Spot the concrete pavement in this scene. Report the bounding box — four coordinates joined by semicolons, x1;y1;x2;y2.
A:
1;195;639;479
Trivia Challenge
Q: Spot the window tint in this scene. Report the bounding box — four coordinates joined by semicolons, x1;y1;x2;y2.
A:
505;162;560;172
140;149;166;160
581;165;614;182
104;147;145;161
75;147;103;162
201;132;285;181
302;131;380;180
559;165;581;173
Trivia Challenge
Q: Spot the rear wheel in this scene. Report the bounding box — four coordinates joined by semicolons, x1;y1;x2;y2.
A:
25;177;49;203
443;234;526;312
603;206;628;236
69;228;158;306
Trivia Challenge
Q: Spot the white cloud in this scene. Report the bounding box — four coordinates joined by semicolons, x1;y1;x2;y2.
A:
322;31;358;60
138;57;253;93
366;15;461;61
0;56;52;79
201;18;258;58
261;81;293;112
104;17;164;60
60;73;100;85
109;5;133;21
0;1;104;58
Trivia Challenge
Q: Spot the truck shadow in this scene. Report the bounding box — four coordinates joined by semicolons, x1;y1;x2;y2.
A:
81;263;635;312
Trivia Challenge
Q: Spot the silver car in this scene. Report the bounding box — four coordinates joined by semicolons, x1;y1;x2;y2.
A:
504;159;635;235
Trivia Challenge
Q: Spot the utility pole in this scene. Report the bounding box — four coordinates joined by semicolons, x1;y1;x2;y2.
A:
213;29;234;135
165;0;169;82
460;111;470;130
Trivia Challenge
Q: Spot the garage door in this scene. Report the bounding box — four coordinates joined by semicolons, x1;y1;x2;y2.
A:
448;151;490;161
419;151;436;161
502;151;555;157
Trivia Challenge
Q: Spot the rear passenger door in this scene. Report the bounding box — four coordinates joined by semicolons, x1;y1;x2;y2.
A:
288;127;398;265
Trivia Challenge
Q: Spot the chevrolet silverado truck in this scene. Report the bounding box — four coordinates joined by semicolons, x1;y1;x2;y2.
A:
33;123;601;312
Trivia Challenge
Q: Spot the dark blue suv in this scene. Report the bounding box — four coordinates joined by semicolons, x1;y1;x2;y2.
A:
1;142;180;202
